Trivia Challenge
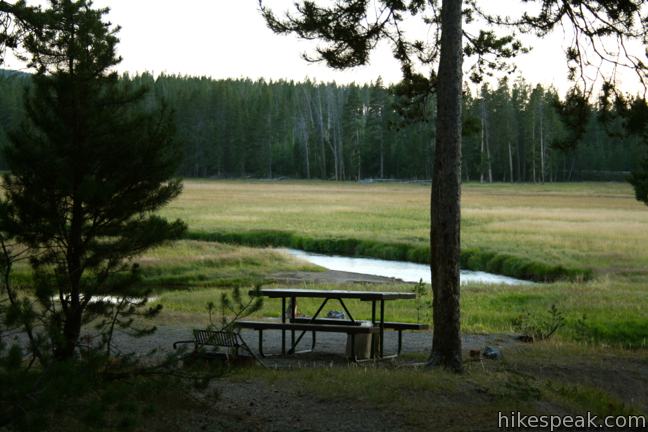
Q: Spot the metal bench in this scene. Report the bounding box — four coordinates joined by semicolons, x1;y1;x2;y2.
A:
382;322;429;355
173;329;264;366
235;320;378;360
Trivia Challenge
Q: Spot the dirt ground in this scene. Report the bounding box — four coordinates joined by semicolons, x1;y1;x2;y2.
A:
146;347;648;432
106;270;648;432
269;269;404;285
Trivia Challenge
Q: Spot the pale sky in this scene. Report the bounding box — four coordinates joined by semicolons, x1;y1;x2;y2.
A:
3;1;646;95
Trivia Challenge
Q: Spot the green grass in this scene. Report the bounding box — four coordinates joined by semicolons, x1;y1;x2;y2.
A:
154;278;648;347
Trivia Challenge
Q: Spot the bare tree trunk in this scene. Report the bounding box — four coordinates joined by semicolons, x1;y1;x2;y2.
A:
296;115;311;179
379;138;384;179
337;91;346;180
480;101;485;184
508;140;514;183
486;133;493;183
428;0;463;372
267;113;273;179
531;111;536;183
326;87;341;180
316;88;327;178
356;129;361;180
540;100;545;183
480;98;493;183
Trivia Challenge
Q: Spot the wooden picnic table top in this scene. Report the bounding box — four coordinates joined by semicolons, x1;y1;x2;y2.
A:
251;288;415;301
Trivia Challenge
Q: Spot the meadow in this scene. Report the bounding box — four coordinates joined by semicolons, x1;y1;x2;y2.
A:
163;180;648;280
12;179;646;431
139;180;648;347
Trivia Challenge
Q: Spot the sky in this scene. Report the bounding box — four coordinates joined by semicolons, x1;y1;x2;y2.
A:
3;1;646;95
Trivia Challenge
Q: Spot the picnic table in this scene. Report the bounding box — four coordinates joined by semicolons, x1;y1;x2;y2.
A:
235;288;427;360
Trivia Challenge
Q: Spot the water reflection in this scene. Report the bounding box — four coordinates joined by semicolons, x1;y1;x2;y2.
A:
285;249;533;286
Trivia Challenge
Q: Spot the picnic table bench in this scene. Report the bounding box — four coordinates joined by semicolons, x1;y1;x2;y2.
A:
235;320;379;359
172;328;265;366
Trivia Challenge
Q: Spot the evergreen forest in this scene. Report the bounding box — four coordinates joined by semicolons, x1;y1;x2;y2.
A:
0;69;644;182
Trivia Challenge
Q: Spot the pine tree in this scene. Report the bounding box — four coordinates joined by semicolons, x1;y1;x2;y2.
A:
1;0;186;360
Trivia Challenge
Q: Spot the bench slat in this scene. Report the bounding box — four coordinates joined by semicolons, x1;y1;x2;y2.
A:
235;320;377;334
382;322;429;330
290;317;362;326
291;318;429;331
193;329;241;347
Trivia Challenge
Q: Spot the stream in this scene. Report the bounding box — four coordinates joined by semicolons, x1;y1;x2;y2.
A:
285;249;533;286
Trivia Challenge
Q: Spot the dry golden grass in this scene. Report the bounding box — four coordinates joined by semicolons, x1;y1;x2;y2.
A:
138;240;319;289
161;180;648;278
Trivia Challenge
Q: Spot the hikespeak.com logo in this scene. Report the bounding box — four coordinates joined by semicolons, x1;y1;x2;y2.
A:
498;411;647;431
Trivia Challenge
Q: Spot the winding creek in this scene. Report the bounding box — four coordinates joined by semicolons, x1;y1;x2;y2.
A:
284;249;533;286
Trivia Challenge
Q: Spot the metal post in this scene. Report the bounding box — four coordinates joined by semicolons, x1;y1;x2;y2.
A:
371;301;376;324
291;296;296;349
258;329;265;357
371;301;376;358
380;299;385;358
281;297;286;355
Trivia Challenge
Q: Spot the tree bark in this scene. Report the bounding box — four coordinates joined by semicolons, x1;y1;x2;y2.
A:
428;0;463;372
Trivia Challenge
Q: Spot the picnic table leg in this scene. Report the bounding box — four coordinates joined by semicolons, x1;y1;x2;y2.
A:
370;301;376;359
380;300;385;358
338;298;356;323
289;298;329;354
281;297;286;355
290;296;296;351
257;329;266;358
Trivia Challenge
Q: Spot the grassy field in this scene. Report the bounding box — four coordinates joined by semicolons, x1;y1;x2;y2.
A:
140;180;648;347
162;180;648;281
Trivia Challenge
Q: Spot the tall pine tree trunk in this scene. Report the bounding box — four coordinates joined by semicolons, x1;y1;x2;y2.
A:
379;137;384;179
531;111;536;183
540;101;545;183
428;0;463;372
486;134;493;183
267;113;273;178
508;140;514;183
480;98;493;183
317;89;328;178
480;101;486;183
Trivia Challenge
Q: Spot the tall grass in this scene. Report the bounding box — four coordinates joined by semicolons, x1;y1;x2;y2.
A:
160;180;648;281
138;240;320;289
185;229;591;282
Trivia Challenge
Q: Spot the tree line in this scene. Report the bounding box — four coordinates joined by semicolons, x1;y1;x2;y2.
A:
0;70;644;182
